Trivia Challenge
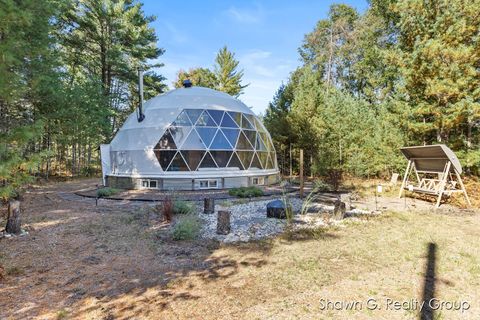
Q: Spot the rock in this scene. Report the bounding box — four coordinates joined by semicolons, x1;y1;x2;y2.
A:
266;200;290;219
216;211;231;235
333;200;346;219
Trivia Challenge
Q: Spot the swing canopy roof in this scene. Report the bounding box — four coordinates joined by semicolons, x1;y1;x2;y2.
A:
400;144;462;174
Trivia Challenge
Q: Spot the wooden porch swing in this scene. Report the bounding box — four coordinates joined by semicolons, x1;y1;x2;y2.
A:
398;145;471;208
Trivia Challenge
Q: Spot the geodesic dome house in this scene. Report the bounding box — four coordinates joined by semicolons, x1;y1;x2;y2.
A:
100;86;279;190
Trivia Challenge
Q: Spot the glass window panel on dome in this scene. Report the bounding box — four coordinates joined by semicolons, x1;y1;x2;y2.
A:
236;131;254;150
167;152;190;171
227;112;242;127
196;127;217;147
255;134;267;151
243;130;256;147
254;117;265;132
169;126;191;147
198;152;218;168
195;111;217;126
227;152;244;170
209;130;232;150
181;150;205;171
221;128;240;147
184;109;203;124
257;152;268;168
266;153;275;169
211;151;232;167
154;130;177;150
181;129;206;149
171;110;192;126
206;110;224;126
259;132;271;151
220;112;238;128
155;150;176;170
241;114;255;129
237;151;254;169
250;153;263;169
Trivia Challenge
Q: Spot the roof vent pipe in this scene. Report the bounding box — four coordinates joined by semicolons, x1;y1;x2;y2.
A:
137;68;145;122
183;79;192;88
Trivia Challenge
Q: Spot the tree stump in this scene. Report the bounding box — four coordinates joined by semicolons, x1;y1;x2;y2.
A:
6;200;21;234
333;200;346;220
217;210;231;235
204;198;215;214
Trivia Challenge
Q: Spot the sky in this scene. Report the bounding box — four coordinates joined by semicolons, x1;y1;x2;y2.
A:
143;0;368;115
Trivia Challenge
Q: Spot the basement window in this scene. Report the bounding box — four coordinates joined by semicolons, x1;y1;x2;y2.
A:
252;177;265;186
199;179;218;189
141;179;158;189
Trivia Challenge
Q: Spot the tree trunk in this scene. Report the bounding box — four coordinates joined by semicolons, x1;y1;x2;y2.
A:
6;200;21;234
216;211;231;235
204;198;215;214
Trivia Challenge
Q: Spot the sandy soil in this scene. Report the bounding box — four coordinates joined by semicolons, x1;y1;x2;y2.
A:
0;179;478;319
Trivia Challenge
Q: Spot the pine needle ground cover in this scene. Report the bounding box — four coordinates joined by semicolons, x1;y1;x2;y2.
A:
0;179;479;320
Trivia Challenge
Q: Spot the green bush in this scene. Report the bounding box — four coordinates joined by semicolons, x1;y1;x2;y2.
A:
172;215;201;240
228;186;264;198
313;179;333;192
173;200;195;215
96;187;120;198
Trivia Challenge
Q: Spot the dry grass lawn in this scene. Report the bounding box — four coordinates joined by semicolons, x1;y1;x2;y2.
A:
0;179;479;319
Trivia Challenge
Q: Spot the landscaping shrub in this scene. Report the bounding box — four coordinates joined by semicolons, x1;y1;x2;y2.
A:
313;179;332;192
228;186;264;198
96;187;120;198
162;196;173;222
172;215;201;240
173;200;195;215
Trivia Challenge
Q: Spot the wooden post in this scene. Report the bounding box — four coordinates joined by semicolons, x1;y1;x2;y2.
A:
435;162;451;208
333;200;346;219
299;149;304;198
454;169;471;207
204;198;215;214
216;211;231;235
289;144;293;177
6;200;21;234
398;160;412;198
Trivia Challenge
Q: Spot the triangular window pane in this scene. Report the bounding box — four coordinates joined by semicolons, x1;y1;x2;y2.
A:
236;131;253;150
155;150;176;170
181;129;206;149
227;152;244;170
257;152;268;168
241;114;255;129
195;111;217;126
222;128;240;148
154;130;177;150
227;112;242;126
171;110;192;126
211;151;232;167
220;112;238;128
185;109;203;124
237;151;254;169
199;152;217;168
169;126;191;147
250;153;263;169
167;152;189;171
266;153;275;169
254;117;265;132
243;130;256;147
255;134;267;151
207;110;224;126
181;150;205;171
196;127;217;147
210;130;232;150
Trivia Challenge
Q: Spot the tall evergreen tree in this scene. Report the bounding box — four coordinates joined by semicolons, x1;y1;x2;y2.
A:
174;68;217;89
213;46;248;97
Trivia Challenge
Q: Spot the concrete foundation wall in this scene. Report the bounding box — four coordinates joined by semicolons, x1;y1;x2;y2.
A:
106;173;279;190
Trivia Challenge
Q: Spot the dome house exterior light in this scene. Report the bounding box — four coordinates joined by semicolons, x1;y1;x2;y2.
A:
100;86;280;190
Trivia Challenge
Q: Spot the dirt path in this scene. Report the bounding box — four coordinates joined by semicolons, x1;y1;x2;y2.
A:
0;179;478;319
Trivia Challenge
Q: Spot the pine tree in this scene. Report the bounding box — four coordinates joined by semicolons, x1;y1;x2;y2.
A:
213;46;248;97
174;68;217;89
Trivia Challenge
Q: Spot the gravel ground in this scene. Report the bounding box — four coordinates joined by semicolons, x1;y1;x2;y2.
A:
198;197;376;243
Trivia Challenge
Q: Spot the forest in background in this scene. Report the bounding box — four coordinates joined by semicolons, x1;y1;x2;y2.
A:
1;0;480;201
264;0;480;178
